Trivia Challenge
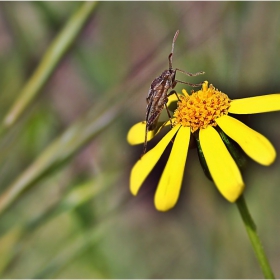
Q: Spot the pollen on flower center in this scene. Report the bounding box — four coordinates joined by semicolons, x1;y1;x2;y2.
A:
174;81;231;132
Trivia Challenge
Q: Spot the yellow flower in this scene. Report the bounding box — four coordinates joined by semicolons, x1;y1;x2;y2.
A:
127;81;280;211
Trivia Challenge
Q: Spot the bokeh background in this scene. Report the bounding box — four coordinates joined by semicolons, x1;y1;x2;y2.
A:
0;1;279;278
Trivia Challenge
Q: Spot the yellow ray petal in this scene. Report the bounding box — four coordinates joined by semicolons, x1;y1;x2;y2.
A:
155;126;191;211
229;94;280;114
130;125;181;196
127;120;172;145
127;121;152;145
199;126;244;202
216;115;276;166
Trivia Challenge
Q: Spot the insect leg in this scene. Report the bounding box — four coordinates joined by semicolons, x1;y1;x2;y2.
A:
167;90;180;100
142;124;149;157
176;69;205;77
164;103;175;128
175;79;203;87
164;90;180;129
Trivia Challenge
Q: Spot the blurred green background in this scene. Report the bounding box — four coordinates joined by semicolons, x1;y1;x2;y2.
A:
0;1;279;278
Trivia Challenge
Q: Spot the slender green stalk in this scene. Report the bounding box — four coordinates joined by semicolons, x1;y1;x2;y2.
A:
236;195;275;279
1;1;98;130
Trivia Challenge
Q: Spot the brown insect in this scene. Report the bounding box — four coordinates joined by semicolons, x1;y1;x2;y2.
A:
142;30;205;156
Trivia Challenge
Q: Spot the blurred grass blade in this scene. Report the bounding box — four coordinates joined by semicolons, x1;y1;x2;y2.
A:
34;218;113;279
0;227;22;273
32;193;129;279
0;172;119;276
0;101;122;216
26;171;119;233
1;1;98;130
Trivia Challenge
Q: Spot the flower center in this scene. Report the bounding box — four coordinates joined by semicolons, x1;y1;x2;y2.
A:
174;81;231;132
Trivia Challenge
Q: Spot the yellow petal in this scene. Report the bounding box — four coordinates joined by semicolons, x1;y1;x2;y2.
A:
199;126;244;202
130;125;181;195
127;120;172;145
155;126;191;211
216;115;276;166
229;94;280;114
127;121;152;145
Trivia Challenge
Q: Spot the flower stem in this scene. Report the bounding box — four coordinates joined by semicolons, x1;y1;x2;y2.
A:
236;195;275;279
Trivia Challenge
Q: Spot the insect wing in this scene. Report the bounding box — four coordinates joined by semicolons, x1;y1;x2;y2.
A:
146;75;164;103
145;76;167;125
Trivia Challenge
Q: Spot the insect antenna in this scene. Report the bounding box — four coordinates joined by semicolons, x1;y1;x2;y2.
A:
169;30;179;70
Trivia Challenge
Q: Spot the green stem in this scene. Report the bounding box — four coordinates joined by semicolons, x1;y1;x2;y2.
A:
236;195;275;279
1;1;98;130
